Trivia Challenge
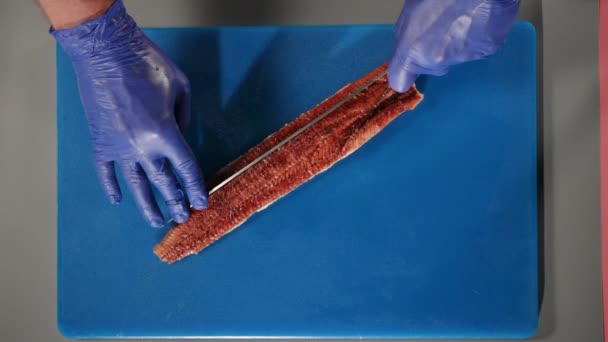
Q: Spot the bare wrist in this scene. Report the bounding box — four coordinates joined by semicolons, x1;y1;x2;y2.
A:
39;0;115;30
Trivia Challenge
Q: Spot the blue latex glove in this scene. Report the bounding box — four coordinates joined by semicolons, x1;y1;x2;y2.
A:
388;0;520;92
52;0;207;227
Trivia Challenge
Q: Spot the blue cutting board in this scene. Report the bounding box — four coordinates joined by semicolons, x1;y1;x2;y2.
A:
57;23;538;339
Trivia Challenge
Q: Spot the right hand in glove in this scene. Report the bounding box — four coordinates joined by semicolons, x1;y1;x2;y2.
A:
388;0;521;92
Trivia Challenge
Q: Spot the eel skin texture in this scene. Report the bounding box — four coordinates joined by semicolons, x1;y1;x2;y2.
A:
154;63;423;264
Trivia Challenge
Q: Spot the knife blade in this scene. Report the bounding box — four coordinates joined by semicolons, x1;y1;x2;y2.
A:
170;69;388;223
208;69;388;195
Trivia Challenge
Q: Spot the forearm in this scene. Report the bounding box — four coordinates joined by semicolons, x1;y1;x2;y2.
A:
38;0;114;29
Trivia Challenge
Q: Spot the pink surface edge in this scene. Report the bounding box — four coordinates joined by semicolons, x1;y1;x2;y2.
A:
600;0;607;340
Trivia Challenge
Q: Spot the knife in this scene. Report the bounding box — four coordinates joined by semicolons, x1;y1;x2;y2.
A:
209;69;388;195
170;69;388;223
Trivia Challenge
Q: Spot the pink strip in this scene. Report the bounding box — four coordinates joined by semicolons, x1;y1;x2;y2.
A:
600;0;608;339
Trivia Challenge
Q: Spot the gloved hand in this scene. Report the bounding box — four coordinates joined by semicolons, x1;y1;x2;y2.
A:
52;0;207;227
388;0;520;92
